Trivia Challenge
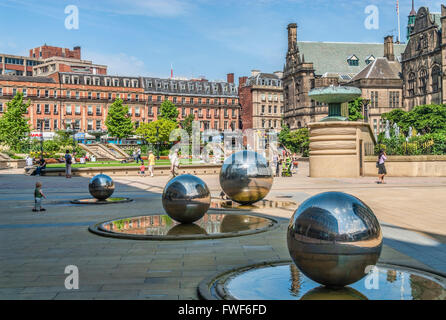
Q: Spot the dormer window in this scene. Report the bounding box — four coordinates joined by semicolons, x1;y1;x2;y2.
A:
347;55;359;66
365;55;375;65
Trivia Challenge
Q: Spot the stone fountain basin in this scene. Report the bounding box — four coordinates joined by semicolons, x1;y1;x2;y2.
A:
309;86;362;104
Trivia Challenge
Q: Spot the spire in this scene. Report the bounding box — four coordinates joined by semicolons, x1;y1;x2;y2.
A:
410;0;416;16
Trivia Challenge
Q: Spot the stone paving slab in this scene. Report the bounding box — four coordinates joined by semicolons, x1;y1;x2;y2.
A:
1;167;446;299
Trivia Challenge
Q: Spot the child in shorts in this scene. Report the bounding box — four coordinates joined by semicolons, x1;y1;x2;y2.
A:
139;161;146;177
33;181;47;212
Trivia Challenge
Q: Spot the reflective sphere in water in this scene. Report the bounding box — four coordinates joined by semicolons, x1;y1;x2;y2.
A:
88;174;115;200
162;174;211;224
287;192;383;287
219;151;273;205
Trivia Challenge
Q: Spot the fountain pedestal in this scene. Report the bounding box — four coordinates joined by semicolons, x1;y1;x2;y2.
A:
308;86;375;178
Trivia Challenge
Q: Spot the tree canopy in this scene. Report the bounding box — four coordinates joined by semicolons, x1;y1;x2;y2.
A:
0;92;31;152
180;113;195;137
105;99;134;140
279;124;310;156
135;118;178;144
382;104;446;135
160;100;179;122
348;98;365;121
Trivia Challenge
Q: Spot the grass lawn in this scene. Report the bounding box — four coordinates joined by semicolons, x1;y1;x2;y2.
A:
46;159;199;168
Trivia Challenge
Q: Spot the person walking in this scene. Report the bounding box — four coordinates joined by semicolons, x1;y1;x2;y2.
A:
169;149;180;177
377;149;387;184
136;148;142;164
148;150;155;177
64;150;72;179
33;181;47;212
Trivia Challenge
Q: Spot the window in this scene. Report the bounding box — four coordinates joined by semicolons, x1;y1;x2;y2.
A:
173;97;177;103
232;109;236;117
67;90;71;99
36;104;41;114
261;94;266;101
87;120;93;131
88;92;92;99
214;120;219;130
274;106;277;113
54;90;57;98
74;120;80;130
75;105;81;115
389;92;400;108
44;104;50;114
0;88;2;96
224;109;228;118
198;98;202;104
23;89;27;97
261;105;265;114
108;93;112;100
66;105;72;115
370;91;379;108
45;90;49;98
190;98;194;104
96;120;101;130
96;106;101;116
75;92;80;100
432;66;441;93
12;88;17;96
419;69;428;94
127;94;131;101
53;119;58;130
53;104;58;114
408;73;416;97
0;103;3;113
135;107;140;116
44;119;50;131
88;105;93;115
157;96;162;102
347;55;359;66
268;106;272;114
135;94;139;102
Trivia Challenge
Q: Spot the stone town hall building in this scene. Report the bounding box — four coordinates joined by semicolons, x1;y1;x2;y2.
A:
283;2;446;131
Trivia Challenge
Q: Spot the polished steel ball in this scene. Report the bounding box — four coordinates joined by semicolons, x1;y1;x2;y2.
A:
88;174;115;200
287;192;382;287
219;151;273;205
162;174;211;224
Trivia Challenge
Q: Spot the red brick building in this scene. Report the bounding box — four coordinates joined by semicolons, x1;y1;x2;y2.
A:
0;72;239;134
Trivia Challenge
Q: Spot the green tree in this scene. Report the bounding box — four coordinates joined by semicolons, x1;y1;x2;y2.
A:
278;124;310;156
0;92;31;152
105;99;134;141
180;113;195;137
348;97;365;121
135;118;178;145
160;100;179;122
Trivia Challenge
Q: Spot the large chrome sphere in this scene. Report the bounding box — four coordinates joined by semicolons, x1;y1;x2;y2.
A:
219;151;273;205
88;174;115;200
287;192;382;287
162;174;211;224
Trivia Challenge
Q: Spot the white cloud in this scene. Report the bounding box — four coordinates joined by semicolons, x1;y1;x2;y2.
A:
84;0;193;17
82;51;150;77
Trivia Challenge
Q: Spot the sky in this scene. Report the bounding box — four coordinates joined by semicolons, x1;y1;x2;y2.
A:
0;0;443;81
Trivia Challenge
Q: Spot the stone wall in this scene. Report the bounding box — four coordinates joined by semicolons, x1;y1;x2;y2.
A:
364;155;446;177
41;164;223;177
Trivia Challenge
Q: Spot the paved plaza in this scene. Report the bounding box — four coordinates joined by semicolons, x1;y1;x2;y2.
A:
0;162;446;300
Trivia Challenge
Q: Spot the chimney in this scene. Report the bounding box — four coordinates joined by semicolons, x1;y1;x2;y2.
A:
287;23;297;52
251;69;261;77
274;71;283;79
239;76;248;87
384;36;395;61
227;73;234;84
73;46;81;59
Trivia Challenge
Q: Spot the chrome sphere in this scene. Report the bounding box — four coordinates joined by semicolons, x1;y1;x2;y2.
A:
162;174;211;224
287;192;382;287
88;174;115;200
219;151;273;205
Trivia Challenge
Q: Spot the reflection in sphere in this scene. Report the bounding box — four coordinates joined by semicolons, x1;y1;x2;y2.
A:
219;151;273;205
220;214;268;233
166;223;208;236
88;174;115;200
287;192;382;287
301;286;368;300
162;174;211;224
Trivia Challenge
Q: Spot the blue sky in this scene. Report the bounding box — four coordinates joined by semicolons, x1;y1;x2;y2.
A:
0;0;442;81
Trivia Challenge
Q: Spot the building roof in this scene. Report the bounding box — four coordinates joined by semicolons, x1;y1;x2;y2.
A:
143;77;238;97
431;12;441;28
0;75;55;83
350;57;401;82
244;72;282;87
297;41;406;77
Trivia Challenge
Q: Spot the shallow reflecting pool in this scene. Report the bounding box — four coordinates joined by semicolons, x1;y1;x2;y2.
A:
91;213;277;240
219;263;446;300
71;197;132;205
210;199;296;210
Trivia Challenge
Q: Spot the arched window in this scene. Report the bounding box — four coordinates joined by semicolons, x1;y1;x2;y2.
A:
419;69;428;94
432;66;441;93
408;73;416;97
297;121;302;129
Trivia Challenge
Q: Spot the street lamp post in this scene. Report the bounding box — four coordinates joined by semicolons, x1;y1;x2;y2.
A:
156;124;160;160
39;119;44;159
